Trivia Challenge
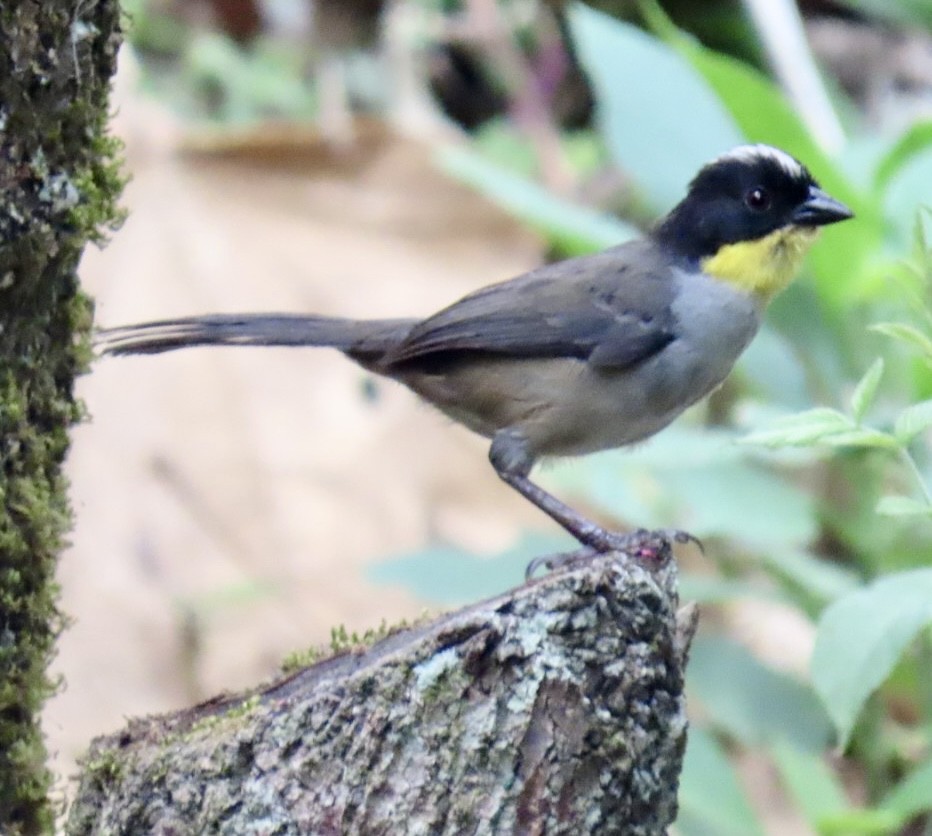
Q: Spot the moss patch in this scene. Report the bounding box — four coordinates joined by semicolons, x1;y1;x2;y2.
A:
0;3;124;832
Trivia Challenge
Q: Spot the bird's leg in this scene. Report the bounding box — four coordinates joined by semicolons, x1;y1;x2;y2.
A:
489;430;698;577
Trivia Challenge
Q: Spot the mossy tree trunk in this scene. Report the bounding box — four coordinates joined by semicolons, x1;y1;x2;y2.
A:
67;557;696;835
0;4;123;833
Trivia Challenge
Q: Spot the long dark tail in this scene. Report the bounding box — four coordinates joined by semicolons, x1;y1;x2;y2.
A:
96;313;416;362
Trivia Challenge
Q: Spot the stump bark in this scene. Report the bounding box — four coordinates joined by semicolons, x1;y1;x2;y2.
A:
67;554;696;835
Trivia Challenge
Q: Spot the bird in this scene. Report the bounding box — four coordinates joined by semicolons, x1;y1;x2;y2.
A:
98;144;852;571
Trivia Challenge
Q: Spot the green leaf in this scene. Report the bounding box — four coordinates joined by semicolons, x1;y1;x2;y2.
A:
436;147;637;256
870;322;932;362
850;359;884;424
677;727;765;836
817;808;903;835
916;209;930;263
688;636;834;751
569;5;741;214
746;409;896;450
812;569;932;748
881;148;932;247
741;416;899;450
894;399;932;443
756;548;860;604
816;429;898;451
880;756;932;820
770;742;849;830
874;120;932;195
743;408;853;448
875;495;932;518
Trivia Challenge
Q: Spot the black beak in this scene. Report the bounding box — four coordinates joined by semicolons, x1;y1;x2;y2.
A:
792;185;853;227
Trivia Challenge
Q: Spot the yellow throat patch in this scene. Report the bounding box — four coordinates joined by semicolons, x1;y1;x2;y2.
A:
700;226;821;299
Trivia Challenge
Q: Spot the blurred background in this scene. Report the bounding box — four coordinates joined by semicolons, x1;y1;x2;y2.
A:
50;0;932;832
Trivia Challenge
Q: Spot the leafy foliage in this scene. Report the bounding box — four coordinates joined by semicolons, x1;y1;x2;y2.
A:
367;2;932;832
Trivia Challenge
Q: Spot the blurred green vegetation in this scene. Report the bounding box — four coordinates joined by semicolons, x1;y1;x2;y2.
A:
384;3;932;833
123;0;932;831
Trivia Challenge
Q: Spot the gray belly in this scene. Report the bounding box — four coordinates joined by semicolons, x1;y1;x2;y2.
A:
522;273;762;455
397;271;763;459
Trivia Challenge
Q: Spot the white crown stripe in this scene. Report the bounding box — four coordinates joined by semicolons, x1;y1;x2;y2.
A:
708;144;804;179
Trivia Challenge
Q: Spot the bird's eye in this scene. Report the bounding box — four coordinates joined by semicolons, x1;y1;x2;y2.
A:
745;187;771;211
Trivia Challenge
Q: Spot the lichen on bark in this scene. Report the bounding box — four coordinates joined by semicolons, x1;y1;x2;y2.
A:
67;557;696;835
0;3;123;833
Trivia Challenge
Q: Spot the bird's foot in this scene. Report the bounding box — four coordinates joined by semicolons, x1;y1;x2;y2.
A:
583;526;702;558
525;528;702;580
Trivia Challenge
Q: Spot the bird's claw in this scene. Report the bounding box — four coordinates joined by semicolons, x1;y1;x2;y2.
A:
525;546;597;581
666;528;704;553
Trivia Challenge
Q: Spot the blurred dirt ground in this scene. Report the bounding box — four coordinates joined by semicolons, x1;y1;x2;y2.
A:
45;56;545;795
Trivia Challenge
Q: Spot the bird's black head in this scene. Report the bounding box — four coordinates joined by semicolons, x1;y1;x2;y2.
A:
653;144;853;263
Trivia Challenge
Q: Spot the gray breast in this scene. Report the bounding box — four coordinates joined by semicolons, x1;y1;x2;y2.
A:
526;272;763;457
654;269;763;410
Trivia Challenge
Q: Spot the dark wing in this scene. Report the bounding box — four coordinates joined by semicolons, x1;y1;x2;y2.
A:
382;240;679;371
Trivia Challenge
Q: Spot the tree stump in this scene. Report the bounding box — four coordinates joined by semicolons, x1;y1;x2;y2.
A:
67;553;696;835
